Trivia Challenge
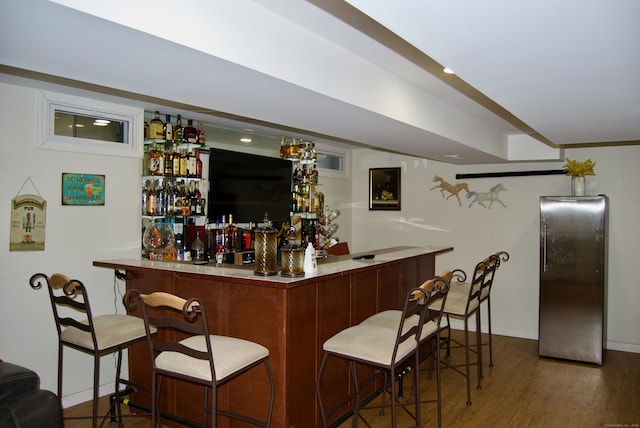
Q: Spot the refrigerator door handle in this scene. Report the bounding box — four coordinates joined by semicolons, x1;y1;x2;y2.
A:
543;224;548;272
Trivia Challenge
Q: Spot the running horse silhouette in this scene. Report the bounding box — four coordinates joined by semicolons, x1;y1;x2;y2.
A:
430;175;469;206
466;183;507;208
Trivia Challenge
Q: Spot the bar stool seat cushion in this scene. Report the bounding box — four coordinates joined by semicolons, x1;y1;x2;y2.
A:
155;335;269;382
360;311;440;341
61;315;154;351
434;282;478;316
323;324;417;366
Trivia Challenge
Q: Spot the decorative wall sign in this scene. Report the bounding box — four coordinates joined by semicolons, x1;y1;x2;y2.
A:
369;168;401;210
10;178;47;251
61;173;105;206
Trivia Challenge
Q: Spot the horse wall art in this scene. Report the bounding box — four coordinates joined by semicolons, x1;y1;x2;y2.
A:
466;183;507;208
430;175;469;206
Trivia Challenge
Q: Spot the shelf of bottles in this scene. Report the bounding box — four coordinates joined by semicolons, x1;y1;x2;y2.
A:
280;137;329;253
141;111;209;260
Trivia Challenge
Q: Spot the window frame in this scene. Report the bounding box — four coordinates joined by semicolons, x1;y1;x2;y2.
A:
38;90;143;158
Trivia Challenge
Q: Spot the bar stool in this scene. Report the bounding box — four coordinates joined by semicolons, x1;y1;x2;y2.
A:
479;251;510;367
436;256;498;405
29;273;153;428
124;289;275;428
316;274;450;428
357;273;451;428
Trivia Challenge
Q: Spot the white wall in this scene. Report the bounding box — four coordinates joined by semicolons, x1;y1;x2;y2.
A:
0;82;142;405
349;146;640;351
1;80;638;410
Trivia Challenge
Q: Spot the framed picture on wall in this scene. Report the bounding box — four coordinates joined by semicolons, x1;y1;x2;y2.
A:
369;167;401;210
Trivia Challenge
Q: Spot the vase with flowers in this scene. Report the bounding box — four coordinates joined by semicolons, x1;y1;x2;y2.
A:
563;157;596;196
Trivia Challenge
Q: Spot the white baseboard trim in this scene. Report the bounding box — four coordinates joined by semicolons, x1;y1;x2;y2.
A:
446;321;639;354
61;382;116;409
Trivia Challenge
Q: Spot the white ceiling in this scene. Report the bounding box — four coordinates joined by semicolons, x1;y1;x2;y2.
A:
1;0;638;164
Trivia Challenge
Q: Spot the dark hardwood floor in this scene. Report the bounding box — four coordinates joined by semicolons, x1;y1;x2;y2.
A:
63;331;640;427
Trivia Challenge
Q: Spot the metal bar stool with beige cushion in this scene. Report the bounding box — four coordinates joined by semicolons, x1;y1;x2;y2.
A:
435;256;498;405
316;274;450;428
29;273;153;428
357;273;451;428
479;251;510;368
124;290;275;428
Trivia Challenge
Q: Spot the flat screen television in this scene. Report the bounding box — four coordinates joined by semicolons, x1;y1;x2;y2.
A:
208;148;292;224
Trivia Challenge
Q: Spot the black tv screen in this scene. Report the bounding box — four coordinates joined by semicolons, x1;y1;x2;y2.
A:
208;148;292;224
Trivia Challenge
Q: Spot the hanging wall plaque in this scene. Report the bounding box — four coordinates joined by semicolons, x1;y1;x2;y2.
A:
10;178;47;251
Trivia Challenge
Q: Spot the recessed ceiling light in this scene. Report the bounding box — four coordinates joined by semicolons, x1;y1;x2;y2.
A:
443;67;455;75
444;154;462;159
240;137;252;143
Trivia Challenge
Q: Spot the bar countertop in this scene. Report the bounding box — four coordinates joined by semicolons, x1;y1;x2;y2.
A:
93;245;453;288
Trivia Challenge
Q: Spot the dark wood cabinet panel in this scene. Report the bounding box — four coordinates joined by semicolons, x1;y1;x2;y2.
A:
95;246;451;427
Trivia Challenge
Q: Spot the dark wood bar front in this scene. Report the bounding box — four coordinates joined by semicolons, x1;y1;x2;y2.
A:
94;246;452;427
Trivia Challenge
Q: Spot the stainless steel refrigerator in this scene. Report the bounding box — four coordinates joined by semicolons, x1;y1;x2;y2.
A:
539;195;608;364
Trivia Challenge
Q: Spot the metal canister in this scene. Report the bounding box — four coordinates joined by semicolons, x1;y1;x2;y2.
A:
254;212;278;276
280;228;305;277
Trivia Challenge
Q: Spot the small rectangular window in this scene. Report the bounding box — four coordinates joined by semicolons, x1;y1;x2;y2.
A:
316;143;350;178
39;90;143;158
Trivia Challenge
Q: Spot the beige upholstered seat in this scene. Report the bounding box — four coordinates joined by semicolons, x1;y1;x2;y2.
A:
60;314;153;351
155;335;269;382
125;290;274;428
317;275;450;428
30;273;152;428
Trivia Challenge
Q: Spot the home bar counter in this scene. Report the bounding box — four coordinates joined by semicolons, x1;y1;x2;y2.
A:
94;245;453;428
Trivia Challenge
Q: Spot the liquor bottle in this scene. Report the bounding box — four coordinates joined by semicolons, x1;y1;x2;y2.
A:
165;180;175;216
172;143;180;177
164;114;173;141
142;180;150;215
174;114;184;142
226;214;237;253
187;149;197;178
192;181;202;215
149;111;164;140
180;182;190;216
156;179;166;215
179;149;188;177
311;163;319;185
144;121;149;140
184;119;198;144
293;165;304;182
174;181;183;216
147;180;157;215
148;143;163;176
189;182;197;214
195;149;203;178
191;231;205;262
197;121;206;145
163;142;173;176
142;144;150;175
